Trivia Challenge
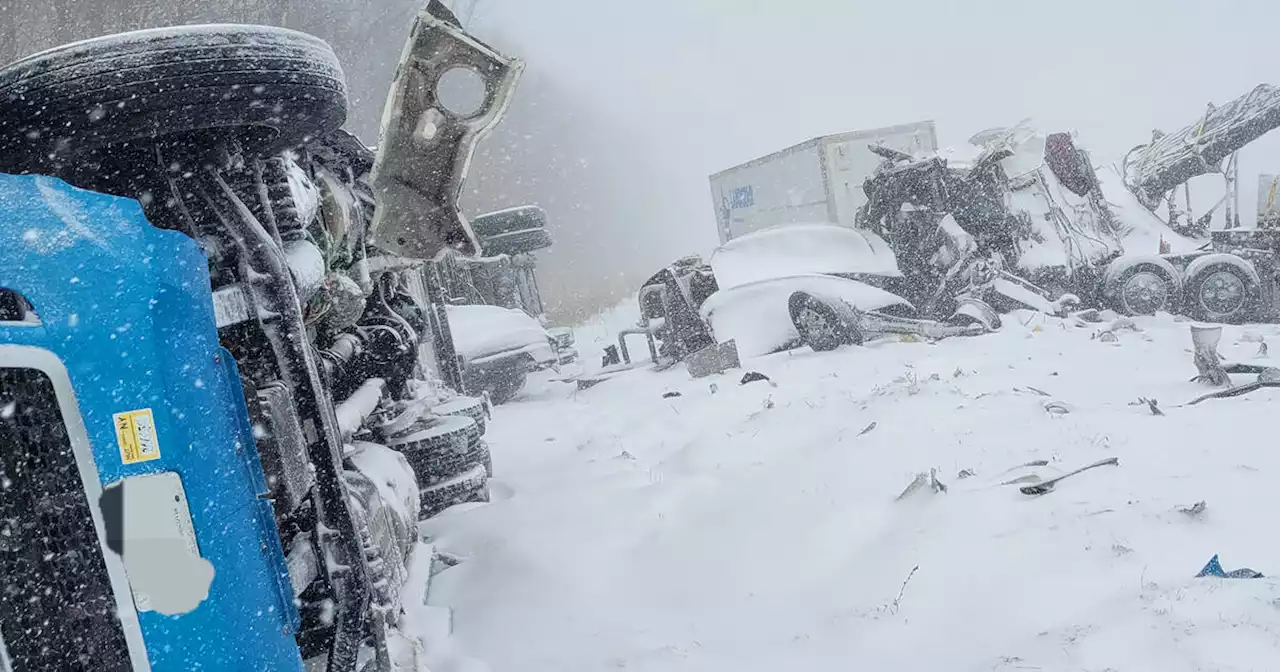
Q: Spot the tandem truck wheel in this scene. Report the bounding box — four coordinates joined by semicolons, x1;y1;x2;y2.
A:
1101;256;1182;316
1182;253;1262;324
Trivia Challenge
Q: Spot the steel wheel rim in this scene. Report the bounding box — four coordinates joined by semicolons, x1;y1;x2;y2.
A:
1198;270;1245;316
799;304;839;345
1121;271;1168;315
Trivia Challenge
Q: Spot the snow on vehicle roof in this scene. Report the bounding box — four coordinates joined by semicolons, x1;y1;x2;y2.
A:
1095;163;1201;256
711;223;901;292
445;304;553;363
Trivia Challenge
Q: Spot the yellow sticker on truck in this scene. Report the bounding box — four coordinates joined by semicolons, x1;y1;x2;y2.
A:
114;408;161;464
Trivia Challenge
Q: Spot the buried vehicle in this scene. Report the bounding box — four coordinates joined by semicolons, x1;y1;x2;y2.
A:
589;223;995;387
0;3;518;671
431;204;573;403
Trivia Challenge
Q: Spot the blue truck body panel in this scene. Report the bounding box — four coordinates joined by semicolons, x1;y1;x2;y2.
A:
0;173;303;670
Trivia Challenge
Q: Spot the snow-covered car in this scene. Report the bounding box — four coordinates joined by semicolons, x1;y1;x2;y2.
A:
700;223;911;356
696;223;991;357
446;303;559;403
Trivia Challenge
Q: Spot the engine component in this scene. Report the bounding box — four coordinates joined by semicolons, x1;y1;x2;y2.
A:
254;382;317;519
194;167;373;672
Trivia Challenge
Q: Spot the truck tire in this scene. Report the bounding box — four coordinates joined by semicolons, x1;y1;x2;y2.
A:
1182;254;1261;323
382;415;484;487
431;395;489;436
788;291;864;352
419;464;488;518
0;25;347;171
471;206;547;238
478;227;554;256
487;364;529;405
1101;257;1181;316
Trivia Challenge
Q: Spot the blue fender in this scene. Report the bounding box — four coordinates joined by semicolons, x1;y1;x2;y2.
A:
0;174;303;670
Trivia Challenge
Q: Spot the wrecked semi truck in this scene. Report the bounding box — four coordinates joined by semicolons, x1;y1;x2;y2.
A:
0;3;522;670
587;84;1280;378
855;85;1280;325
709;84;1280;329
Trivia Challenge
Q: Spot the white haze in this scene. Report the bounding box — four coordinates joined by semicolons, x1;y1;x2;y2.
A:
469;0;1280;321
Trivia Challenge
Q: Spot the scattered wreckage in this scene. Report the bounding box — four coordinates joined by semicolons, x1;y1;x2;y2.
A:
578;224;1000;387
578;82;1280;385
854;84;1280;326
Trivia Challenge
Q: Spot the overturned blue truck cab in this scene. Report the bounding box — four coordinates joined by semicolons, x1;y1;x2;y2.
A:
0;174;302;670
0;2;526;670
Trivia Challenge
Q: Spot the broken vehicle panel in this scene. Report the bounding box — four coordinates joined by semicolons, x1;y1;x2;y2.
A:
369;4;525;260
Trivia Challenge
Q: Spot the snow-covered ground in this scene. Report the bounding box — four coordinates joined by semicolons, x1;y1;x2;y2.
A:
423;309;1280;672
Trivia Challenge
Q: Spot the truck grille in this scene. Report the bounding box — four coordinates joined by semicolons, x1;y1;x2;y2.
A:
0;368;132;671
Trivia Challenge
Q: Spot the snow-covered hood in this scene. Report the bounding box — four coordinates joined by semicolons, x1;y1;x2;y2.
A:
710;223;902;291
699;274;912;357
445;304;556;365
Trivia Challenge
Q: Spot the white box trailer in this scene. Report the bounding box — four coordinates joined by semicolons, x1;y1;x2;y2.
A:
709;121;938;244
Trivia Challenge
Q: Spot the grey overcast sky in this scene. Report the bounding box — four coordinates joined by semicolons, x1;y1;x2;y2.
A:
474;0;1280;258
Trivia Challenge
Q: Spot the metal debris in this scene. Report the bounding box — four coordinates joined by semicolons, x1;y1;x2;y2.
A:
929;468;948;494
1191;325;1230;386
895;472;930;501
1130;397;1164;415
1043;400;1073;415
1177;500;1207;517
1020;457;1119;496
